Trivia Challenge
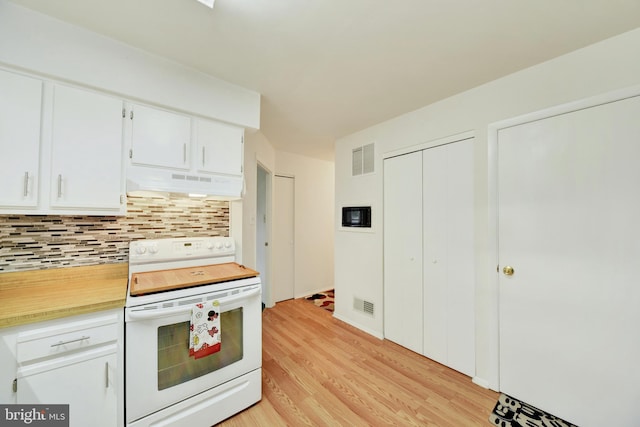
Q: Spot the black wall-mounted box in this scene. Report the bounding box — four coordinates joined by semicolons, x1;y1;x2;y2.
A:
341;206;371;228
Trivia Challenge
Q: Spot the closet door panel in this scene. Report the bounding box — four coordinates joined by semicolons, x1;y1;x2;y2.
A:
444;139;475;377
422;146;448;364
383;151;423;354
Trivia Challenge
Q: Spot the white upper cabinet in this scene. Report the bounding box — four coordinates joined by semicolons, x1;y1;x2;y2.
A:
0;69;43;209
129;103;191;170
195;119;244;176
1;66;246;208
49;84;125;214
126;110;244;197
0;73;126;215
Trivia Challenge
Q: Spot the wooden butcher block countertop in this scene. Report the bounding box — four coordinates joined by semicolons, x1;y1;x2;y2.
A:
130;262;259;296
0;263;128;329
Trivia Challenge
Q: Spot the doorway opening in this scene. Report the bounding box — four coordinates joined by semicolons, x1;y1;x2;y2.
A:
272;175;295;303
256;163;271;307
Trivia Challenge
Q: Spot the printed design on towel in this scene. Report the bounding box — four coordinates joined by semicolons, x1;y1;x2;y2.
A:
189;300;222;359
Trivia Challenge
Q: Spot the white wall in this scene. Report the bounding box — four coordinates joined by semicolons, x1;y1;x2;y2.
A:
0;0;259;129
242;130;277;306
334;27;640;389
276;152;335;298
242;131;277;271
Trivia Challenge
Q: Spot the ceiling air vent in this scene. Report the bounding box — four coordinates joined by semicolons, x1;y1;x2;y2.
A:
352;143;375;176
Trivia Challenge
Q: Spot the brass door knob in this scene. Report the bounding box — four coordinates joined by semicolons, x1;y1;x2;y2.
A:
503;266;515;276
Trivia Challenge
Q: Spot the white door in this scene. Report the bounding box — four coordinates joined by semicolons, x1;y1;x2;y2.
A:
50;84;124;212
498;95;640;426
272;175;295;303
383;151;423;354
0;69;42;209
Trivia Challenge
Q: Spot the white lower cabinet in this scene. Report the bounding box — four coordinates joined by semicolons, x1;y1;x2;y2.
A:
383;138;475;377
17;350;118;427
3;310;123;427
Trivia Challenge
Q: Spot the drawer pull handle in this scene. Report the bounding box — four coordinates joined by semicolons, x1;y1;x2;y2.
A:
50;336;90;347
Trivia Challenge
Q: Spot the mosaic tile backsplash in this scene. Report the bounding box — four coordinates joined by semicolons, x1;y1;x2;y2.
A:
0;194;229;272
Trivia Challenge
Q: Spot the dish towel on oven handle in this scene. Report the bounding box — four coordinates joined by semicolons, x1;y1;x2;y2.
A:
189;300;221;359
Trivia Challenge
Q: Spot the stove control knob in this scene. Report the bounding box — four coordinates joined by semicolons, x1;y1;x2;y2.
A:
215;242;223;249
148;244;158;254
136;246;147;255
206;241;214;250
224;241;232;248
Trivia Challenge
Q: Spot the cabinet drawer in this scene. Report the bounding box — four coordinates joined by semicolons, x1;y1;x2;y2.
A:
16;314;119;363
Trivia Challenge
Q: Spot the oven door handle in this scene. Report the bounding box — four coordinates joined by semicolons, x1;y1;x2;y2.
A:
126;285;261;320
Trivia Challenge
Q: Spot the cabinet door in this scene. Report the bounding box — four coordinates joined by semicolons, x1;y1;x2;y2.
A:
50;85;124;212
383;151;423;354
17;352;118;427
0;69;42;209
196;119;243;176
130;104;191;170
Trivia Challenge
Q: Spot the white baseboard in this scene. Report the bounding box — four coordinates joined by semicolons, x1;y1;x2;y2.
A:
472;376;499;391
332;313;384;340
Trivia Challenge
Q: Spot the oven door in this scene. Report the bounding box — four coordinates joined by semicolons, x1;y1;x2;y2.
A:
124;283;261;424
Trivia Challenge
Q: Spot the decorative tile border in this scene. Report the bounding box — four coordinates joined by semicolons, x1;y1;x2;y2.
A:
0;194;229;272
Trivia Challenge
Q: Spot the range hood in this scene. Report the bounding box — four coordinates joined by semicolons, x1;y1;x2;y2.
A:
127;165;243;199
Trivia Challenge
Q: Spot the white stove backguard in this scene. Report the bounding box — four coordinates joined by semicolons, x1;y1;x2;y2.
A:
129;236;236;269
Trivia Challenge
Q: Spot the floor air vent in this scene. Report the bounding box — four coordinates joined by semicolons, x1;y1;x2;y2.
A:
353;297;374;316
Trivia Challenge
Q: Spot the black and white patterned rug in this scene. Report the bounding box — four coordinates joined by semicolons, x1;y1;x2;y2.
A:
489;393;578;427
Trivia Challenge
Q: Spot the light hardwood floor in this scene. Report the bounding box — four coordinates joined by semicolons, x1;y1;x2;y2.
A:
217;298;498;426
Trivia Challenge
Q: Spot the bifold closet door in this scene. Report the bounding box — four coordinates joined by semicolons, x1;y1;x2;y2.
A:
422;140;475;377
383;151;423;354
